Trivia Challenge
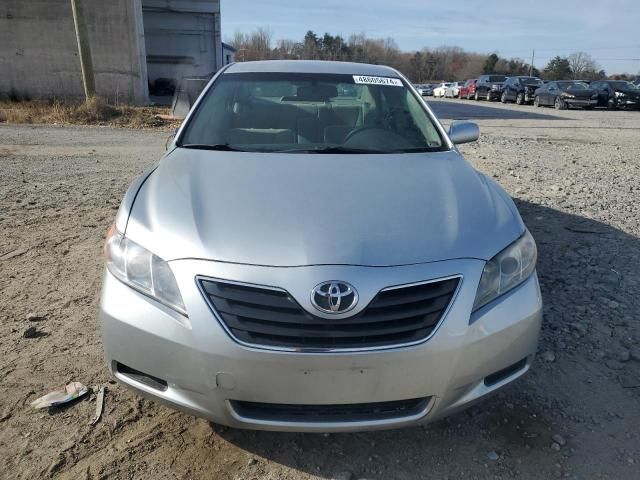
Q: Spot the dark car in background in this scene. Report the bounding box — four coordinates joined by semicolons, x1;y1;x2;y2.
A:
533;81;598;110
459;79;477;99
590;80;640;110
474;75;507;101
501;76;544;105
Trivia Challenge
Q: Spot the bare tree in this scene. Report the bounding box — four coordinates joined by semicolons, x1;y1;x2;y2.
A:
568;52;598;79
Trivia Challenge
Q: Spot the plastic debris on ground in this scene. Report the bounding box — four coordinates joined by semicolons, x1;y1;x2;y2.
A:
30;382;89;409
89;385;105;425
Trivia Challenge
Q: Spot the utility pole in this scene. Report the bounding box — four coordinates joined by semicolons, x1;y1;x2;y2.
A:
70;0;95;100
529;49;535;76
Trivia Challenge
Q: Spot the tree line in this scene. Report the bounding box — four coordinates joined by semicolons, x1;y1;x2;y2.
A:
229;28;635;82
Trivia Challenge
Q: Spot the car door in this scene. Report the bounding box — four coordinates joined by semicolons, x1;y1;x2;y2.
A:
476;76;486;95
545;83;557;105
535;84;546;104
592;82;608;106
505;78;515;100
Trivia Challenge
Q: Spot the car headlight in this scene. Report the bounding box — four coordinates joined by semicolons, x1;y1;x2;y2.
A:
615;91;626;98
472;230;537;312
104;225;187;315
561;92;575;98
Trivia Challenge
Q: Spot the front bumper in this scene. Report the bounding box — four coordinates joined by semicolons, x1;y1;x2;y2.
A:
100;258;542;432
616;98;640;109
566;98;598;106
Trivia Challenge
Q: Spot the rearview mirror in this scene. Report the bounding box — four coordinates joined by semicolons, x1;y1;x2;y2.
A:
448;121;479;145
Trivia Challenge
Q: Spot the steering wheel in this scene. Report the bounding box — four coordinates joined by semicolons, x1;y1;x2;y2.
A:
343;125;382;143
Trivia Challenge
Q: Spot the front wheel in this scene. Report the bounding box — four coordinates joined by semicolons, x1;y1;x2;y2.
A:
554;96;566;110
474;90;479;101
607;98;617;110
534;96;541;107
501;92;507;103
516;92;524;105
466;91;471;100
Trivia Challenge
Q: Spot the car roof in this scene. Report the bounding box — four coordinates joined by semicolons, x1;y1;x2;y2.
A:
224;60;401;77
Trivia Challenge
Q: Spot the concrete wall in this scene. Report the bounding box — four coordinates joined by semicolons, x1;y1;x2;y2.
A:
0;0;148;104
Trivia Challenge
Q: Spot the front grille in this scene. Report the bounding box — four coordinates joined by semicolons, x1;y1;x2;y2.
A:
198;276;460;350
230;397;431;423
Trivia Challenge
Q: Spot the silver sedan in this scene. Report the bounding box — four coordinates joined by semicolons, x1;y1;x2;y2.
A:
100;60;542;432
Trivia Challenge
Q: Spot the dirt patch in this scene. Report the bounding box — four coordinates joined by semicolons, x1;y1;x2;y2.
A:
0;105;639;479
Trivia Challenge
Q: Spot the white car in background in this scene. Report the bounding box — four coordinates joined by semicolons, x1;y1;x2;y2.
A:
445;82;464;98
432;82;452;97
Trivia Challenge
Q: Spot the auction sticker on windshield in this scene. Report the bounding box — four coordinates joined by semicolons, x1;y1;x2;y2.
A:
353;75;403;87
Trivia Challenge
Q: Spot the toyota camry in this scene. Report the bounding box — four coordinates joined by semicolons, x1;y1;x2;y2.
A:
100;60;542;432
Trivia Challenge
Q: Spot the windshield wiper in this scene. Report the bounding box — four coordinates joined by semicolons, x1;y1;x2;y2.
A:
180;143;246;152
390;146;445;153
277;146;385;154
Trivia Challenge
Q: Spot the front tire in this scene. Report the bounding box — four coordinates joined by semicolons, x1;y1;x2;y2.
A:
534;96;541;107
607;98;617;110
516;92;524;105
501;92;507;103
474;90;479;101
554;96;566;110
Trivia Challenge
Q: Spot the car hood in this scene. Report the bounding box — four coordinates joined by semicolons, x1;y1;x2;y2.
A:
616;88;640;96
564;88;597;97
125;149;523;266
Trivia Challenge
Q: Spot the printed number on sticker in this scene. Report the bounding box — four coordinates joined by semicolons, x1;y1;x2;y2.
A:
353;76;403;87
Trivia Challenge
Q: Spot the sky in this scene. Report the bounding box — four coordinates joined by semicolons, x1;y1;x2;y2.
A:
222;0;640;75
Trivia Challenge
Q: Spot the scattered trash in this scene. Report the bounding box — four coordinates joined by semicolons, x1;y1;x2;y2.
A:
89;386;105;425
23;326;38;338
26;312;46;322
30;382;88;409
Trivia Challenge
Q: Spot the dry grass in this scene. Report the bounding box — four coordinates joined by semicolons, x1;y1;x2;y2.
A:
0;97;179;129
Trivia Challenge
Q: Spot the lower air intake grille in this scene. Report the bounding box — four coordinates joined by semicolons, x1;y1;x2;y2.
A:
199;277;459;350
230;397;431;423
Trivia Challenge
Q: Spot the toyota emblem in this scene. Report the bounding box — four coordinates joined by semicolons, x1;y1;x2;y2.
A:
311;281;358;314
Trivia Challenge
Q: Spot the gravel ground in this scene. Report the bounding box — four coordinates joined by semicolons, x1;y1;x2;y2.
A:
1;101;639;479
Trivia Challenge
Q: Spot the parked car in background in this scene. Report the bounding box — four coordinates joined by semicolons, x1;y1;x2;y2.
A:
590;80;640;110
501;76;544;105
533;81;598;110
474;75;507;101
416;84;434;96
459;79;477;99
444;81;464;98
433;82;452;97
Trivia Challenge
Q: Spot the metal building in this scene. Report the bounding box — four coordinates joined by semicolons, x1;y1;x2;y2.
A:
143;0;223;101
0;0;224;105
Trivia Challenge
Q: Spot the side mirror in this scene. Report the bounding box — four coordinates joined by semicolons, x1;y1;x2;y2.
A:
448;121;479;145
165;129;178;150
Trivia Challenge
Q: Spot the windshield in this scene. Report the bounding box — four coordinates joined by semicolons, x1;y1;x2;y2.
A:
519;77;543;86
609;81;637;90
557;81;589;90
179;72;447;153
